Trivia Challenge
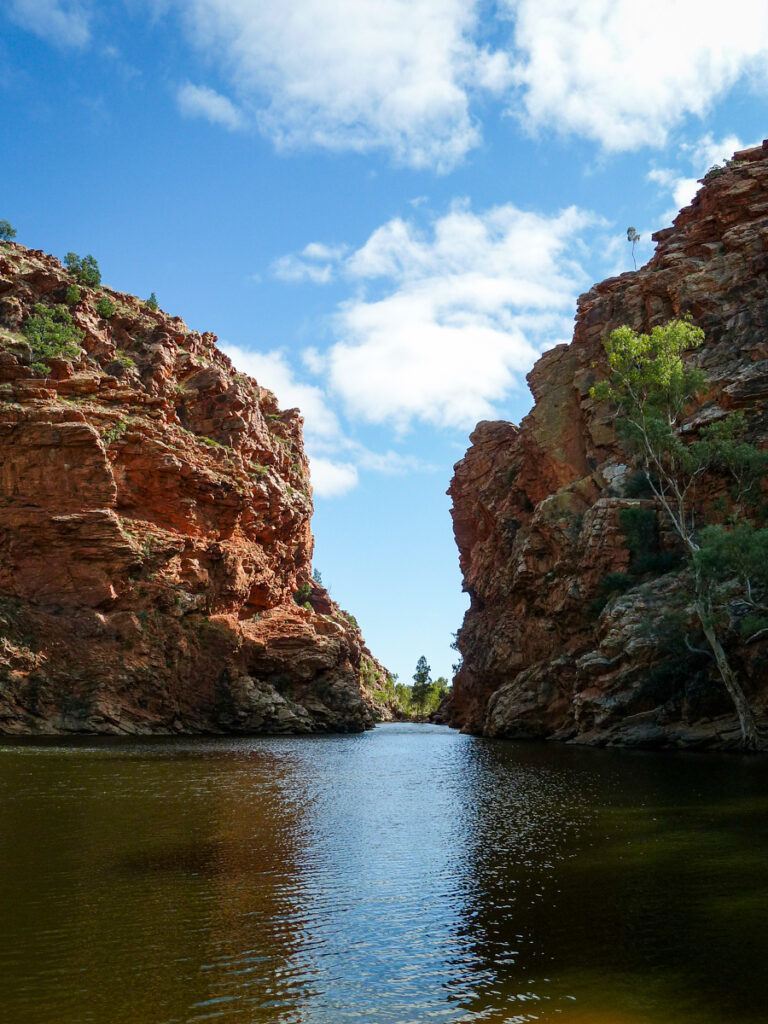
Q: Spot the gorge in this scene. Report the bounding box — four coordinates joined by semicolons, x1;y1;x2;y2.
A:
3;146;768;749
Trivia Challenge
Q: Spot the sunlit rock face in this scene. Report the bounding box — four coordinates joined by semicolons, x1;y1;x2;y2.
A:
0;245;389;734
448;141;768;750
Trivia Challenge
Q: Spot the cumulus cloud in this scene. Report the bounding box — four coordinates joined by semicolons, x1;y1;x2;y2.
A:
157;1;768;164
8;0;91;47
307;458;359;498
507;0;768;150
277;201;594;431
176;82;245;131
159;0;515;169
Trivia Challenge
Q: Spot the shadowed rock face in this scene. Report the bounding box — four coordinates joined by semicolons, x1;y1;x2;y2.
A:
0;245;389;735
448;141;768;751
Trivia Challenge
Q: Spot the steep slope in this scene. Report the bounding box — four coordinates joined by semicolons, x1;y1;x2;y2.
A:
448;141;768;750
0;243;390;734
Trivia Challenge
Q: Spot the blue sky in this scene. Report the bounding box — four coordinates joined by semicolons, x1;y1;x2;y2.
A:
2;0;767;684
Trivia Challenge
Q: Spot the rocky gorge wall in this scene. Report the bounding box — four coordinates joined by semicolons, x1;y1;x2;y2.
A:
0;244;390;734
448;141;768;750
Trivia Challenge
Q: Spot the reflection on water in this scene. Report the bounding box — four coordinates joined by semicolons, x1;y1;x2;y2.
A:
1;724;767;1023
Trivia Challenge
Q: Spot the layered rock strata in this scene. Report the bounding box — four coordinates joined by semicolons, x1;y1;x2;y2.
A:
0;244;389;734
449;141;768;750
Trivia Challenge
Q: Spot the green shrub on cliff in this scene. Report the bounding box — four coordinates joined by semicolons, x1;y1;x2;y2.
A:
0;220;16;243
64;252;101;288
591;319;768;749
22;303;83;374
95;295;115;319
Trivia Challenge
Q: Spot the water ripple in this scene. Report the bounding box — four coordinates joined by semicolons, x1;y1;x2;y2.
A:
1;725;768;1023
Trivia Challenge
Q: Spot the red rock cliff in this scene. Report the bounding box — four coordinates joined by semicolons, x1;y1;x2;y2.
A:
0;244;390;734
449;141;768;750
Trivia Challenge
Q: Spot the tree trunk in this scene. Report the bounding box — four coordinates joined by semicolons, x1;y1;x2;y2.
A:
696;603;759;750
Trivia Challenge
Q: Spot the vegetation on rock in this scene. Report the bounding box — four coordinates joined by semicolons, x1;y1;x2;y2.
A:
64;252;101;288
591;319;768;749
21;303;83;375
95;295;115;319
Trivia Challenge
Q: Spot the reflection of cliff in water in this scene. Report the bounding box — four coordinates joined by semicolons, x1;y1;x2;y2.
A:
0;739;315;1024
448;740;768;1024
3;729;768;1024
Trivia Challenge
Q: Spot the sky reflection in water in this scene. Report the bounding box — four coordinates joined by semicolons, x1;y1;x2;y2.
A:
1;723;767;1024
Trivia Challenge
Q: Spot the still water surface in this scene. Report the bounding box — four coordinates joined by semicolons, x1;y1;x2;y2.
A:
1;723;767;1024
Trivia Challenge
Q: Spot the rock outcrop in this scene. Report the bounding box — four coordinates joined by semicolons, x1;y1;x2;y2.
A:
448;141;768;750
0;244;390;734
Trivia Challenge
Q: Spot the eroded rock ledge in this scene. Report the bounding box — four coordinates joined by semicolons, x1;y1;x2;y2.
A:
0;244;389;734
448;141;768;750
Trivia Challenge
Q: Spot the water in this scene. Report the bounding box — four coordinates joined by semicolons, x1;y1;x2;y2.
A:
1;723;767;1024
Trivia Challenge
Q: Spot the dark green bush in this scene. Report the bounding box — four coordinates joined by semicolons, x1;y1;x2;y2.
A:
588;572;633;619
96;295;115;319
22;304;83;371
625;470;654;498
0;219;17;242
64;252;101;287
64;284;81;305
146;292;159;312
293;583;312;605
740;613;768;641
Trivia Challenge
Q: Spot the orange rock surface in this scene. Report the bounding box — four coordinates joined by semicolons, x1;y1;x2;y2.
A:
0;245;389;734
448;142;768;750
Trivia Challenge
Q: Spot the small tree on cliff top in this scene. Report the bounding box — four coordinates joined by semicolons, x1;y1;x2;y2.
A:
64;252;101;288
591;319;768;750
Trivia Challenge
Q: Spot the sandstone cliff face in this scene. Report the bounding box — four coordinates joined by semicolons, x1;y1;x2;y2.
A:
0;244;389;734
449;141;768;750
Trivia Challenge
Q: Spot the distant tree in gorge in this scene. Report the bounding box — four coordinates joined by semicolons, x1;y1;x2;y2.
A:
0;220;16;243
411;656;433;717
312;568;323;586
146;292;159;311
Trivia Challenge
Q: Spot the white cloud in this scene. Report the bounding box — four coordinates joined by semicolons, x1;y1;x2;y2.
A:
507;0;768;150
177;82;245;131
160;0;514;169
8;0;91;47
271;242;348;284
281;201;593;431
308;458;359;498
